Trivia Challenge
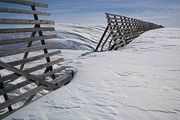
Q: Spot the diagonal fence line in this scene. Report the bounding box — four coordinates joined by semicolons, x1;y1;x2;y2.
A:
95;13;164;51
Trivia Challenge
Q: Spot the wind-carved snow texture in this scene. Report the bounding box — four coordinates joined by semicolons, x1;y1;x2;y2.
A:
53;23;105;51
0;23;104;51
3;26;180;120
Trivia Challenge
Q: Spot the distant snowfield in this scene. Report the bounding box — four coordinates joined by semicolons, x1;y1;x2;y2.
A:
3;26;180;120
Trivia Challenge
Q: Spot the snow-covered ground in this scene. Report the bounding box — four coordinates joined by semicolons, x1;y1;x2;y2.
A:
54;23;105;51
2;25;180;120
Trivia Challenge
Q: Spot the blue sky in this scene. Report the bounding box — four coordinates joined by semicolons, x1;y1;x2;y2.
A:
1;0;180;27
46;0;180;27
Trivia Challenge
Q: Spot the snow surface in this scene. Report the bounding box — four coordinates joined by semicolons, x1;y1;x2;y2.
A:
0;24;104;51
3;26;180;120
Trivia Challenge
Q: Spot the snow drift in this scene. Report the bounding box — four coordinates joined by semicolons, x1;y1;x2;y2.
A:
1;24;180;120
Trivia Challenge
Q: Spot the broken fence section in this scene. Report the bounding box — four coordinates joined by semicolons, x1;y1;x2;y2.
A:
95;13;164;51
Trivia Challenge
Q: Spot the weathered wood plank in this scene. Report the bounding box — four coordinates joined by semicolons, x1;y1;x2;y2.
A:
50;73;72;87
0;19;54;24
94;25;109;52
23;58;64;73
0;0;71;118
0;61;58;89
0;86;45;110
0;8;50;15
0;27;55;34
0;0;48;8
95;13;164;51
0;35;57;45
0;43;59;57
39;66;66;79
11;51;61;67
0;50;61;70
0;78;13;111
0;66;66;95
0;80;32;95
0;58;64;83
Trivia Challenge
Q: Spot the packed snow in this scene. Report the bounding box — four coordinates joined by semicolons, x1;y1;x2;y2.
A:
2;24;180;120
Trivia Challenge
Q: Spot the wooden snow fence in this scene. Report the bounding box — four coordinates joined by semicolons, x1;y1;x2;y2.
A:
95;13;164;51
0;0;74;118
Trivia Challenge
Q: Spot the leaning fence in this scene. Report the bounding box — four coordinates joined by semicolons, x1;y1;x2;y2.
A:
0;0;74;119
95;13;164;51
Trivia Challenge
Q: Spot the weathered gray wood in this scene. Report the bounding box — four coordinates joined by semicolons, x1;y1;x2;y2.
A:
50;73;68;84
0;0;75;118
0;50;61;70
26;5;56;79
0;77;13;111
94;25;109;52
0;80;32;95
23;58;64;73
0;61;58;89
0;0;48;8
0;35;57;45
0;65;65;95
9;51;60;67
19;23;37;70
0;8;50;15
0;44;59;57
0;58;64;83
95;13;164;51
50;73;72;87
39;66;66;79
0;86;45;110
0;19;54;24
0;27;55;34
0;66;66;95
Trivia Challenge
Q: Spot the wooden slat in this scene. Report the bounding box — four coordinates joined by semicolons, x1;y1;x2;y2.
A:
0;8;50;15
0;80;13;111
0;27;55;34
106;13;128;19
0;67;66;95
0;0;72;118
0;35;57;45
39;66;66;79
0;50;61;70
51;73;69;84
0;66;66;95
50;73;72;87
0;0;48;8
0;61;58;89
96;13;163;51
0;19;54;24
0;58;64;82
0;80;32;95
0;43;59;57
23;58;64;73
94;25;109;52
0;86;45;110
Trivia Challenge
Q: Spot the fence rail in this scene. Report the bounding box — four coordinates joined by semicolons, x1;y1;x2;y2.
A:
0;0;74;119
95;13;164;51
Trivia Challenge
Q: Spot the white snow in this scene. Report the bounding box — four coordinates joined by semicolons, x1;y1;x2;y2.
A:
2;26;180;120
53;23;105;51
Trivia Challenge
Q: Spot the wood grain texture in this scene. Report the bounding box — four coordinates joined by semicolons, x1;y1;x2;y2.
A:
0;27;55;34
0;8;50;15
0;19;54;24
0;0;48;8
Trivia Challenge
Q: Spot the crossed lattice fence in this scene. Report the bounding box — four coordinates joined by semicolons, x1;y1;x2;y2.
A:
0;0;74;119
0;1;165;119
95;13;164;51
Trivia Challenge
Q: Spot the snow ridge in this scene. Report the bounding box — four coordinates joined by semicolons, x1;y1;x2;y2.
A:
2;25;180;120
